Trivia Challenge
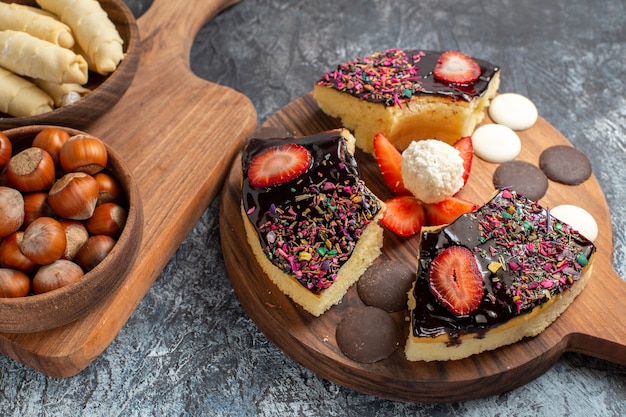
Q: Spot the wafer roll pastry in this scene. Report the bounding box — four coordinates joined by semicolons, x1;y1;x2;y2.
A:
37;0;124;75
0;67;54;117
0;2;75;48
32;79;91;107
0;30;88;85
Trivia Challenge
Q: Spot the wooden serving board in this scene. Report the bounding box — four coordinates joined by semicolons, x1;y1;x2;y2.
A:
221;93;626;402
0;0;258;377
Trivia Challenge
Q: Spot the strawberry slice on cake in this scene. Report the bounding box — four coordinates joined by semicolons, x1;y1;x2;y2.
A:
433;51;481;85
247;143;311;188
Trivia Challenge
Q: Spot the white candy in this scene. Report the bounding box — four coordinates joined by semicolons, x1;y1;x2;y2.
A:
550;205;598;242
400;139;464;204
489;93;538;130
471;124;521;163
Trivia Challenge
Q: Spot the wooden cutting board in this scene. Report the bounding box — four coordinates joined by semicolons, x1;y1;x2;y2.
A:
220;93;626;402
0;0;258;377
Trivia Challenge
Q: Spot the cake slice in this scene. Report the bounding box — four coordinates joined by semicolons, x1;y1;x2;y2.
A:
406;189;596;361
313;49;500;153
241;128;384;316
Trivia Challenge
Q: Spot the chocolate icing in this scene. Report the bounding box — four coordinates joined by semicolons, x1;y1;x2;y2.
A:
411;190;595;343
242;130;381;294
316;49;500;106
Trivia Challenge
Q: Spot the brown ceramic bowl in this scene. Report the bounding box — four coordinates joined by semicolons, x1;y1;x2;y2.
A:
0;125;143;333
0;0;140;130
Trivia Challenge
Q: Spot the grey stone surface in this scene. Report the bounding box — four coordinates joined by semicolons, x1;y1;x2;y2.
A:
1;0;625;415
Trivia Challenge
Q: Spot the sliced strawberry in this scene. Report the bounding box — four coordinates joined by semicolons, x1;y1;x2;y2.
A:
424;196;478;226
373;132;411;195
453;136;473;187
433;51;481;85
380;195;426;237
247;143;311;188
428;245;484;315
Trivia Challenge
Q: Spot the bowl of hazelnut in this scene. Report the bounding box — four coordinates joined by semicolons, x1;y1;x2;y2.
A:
0;0;140;130
0;125;142;333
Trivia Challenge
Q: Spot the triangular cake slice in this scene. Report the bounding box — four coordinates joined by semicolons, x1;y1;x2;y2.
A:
313;48;500;153
241;128;385;316
406;189;596;361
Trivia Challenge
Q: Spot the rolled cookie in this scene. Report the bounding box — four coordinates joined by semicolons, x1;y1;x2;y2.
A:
493;160;549;201
336;306;400;363
357;259;414;312
539;145;592;185
38;0;124;75
489;93;538;130
0;67;54;117
0;30;88;85
472;124;521;163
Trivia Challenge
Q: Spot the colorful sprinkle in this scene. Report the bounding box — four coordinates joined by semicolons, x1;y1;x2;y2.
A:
469;190;596;313
317;48;425;107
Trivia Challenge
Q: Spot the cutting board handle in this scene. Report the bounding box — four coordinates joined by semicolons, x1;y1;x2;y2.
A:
138;0;241;59
566;267;626;365
0;0;258;378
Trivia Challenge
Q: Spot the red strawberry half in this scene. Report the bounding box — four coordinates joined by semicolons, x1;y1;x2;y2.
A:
247;143;311;188
373;132;411;195
453;136;473;187
380;195;426;237
433;51;481;85
428;245;484;316
424;196;478;226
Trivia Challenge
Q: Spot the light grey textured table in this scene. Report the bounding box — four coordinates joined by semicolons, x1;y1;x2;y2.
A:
1;0;624;415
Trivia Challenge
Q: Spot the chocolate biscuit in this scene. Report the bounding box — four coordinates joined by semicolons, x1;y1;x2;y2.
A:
357;260;414;312
336;306;400;363
539;145;592;185
493;160;549;201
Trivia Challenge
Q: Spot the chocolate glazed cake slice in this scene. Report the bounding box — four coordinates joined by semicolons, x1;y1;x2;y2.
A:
313;49;500;153
406;189;596;361
241;128;385;317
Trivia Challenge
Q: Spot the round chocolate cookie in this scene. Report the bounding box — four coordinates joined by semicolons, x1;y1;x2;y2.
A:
539;145;592;185
335;306;400;363
357;259;414;312
493;160;549;201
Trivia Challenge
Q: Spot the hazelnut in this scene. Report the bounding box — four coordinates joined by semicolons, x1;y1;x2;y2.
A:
75;235;115;272
19;217;66;265
32;128;70;166
59;220;89;261
87;202;127;238
59;135;108;175
5;147;56;192
0;232;38;274
0;132;11;170
32;259;84;294
48;172;99;220
0;186;24;237
93;172;123;205
23;191;55;228
0;268;31;298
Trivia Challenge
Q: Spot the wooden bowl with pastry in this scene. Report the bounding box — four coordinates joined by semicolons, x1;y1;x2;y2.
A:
0;0;139;130
0;125;143;333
